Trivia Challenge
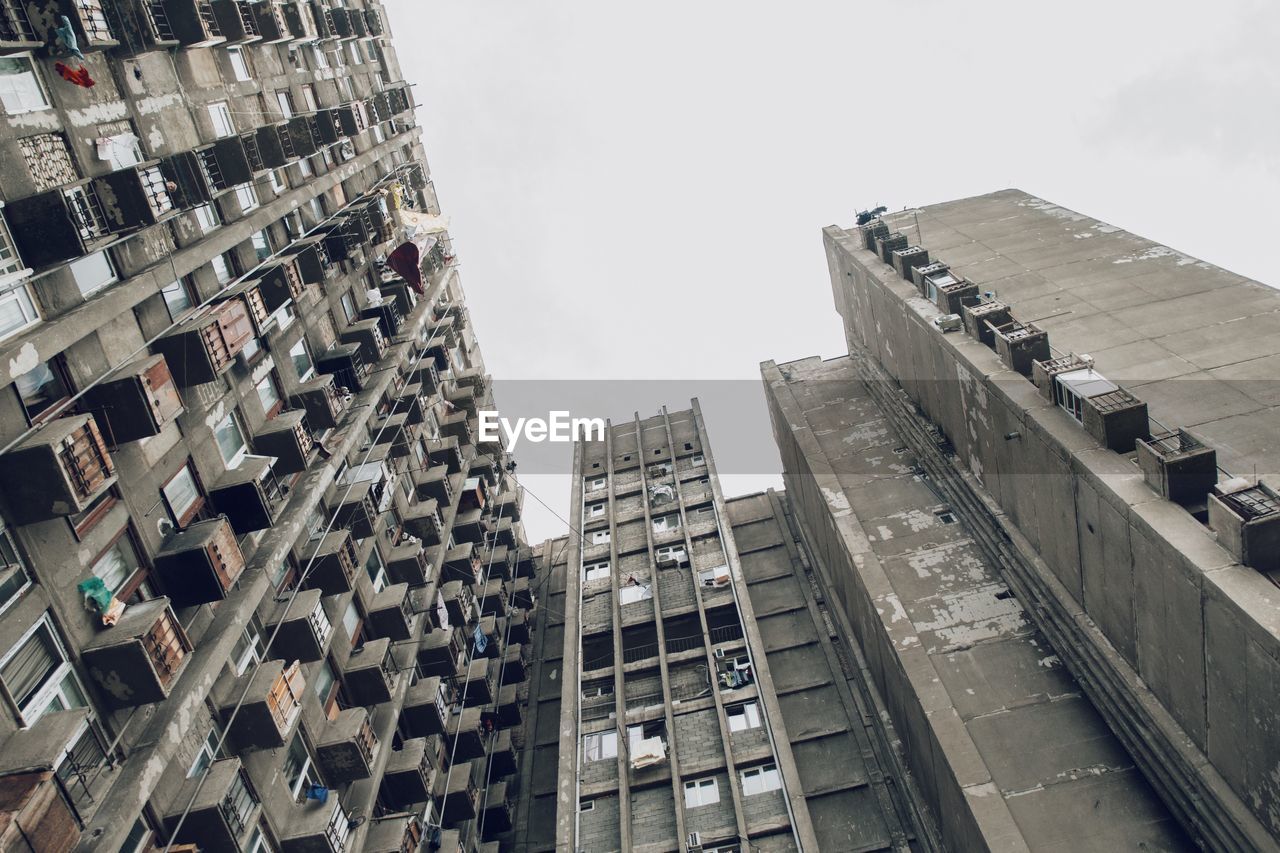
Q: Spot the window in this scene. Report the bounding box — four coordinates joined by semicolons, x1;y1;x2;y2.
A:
339;290;357;324
345;41;360;65
162;463;204;526
740;763;782;796
208;101;235;137
300;83;319;111
255;374;282;418
0;56;48;114
70;250;117;297
14;357;71;424
935;509;956;525
187;722;226;778
582;561;610;582
276;89;295;118
579;799;594;812
227;47;251;82
365;547;388;593
119;816;155;853
586;476;607;491
586;503;605;519
683;777;719;808
211;253;235;284
0;616;89;724
160;277;195;320
214;410;249;468
726;702;762;732
619;582;651;606
341;600;362;647
235;182;259;213
270;169;287;193
230;619;265;677
193;203;221;233
652;513;679;533
246;825;276;853
691;454;705;466
251;230;272;262
90;532;143;594
290;338;315;382
582;731;617;763
282;732;323;799
590;530;610;545
312;658;339;712
298;156;314;178
0;522;32;615
0;281;39;342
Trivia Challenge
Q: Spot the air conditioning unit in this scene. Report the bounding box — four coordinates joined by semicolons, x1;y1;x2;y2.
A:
933;313;963;332
686;832;703;851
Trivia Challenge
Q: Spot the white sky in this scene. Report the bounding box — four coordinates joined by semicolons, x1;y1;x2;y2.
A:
384;0;1280;542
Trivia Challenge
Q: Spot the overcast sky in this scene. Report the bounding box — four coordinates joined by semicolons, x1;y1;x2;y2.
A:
383;0;1280;542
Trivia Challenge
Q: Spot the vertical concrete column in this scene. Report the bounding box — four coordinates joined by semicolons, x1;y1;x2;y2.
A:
632;413;691;850
692;399;819;852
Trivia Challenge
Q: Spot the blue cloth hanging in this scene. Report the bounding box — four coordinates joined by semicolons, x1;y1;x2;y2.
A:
52;16;86;61
473;623;488;654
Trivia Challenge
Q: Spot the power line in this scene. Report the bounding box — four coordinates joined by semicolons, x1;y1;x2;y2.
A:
163;258;463;850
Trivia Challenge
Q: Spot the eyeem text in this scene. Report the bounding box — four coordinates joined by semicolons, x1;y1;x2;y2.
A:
477;410;605;450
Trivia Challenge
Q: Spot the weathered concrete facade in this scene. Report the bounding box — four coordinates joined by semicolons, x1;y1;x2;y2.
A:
770;190;1280;851
541;403;936;853
0;5;537;852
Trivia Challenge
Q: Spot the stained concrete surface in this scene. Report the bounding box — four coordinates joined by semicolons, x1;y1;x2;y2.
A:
767;355;1191;851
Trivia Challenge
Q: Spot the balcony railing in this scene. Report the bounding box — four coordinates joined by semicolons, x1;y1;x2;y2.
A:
219;768;257;836
325;801;352;851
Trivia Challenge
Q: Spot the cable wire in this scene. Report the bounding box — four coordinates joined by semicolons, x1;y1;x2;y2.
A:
162;262;463;850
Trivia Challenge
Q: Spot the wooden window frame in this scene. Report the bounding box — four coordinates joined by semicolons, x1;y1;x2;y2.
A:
90;525;149;603
68;485;118;541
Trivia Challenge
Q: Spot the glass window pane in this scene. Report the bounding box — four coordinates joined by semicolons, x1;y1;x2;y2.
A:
14;359;69;420
92;536;138;592
163;466;201;523
255;375;281;415
70;251;117;297
214;412;246;466
161;279;193;319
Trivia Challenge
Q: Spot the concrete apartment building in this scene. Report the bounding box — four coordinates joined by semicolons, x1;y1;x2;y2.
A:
534;190;1280;853
0;3;538;853
530;406;936;853
762;190;1280;851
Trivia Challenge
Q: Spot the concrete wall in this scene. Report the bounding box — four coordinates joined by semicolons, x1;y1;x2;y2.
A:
824;225;1280;846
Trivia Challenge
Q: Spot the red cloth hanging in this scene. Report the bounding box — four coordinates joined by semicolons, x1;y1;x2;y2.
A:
387;240;424;294
55;62;95;88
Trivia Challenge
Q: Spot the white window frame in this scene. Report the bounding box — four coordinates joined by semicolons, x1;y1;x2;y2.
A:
235;182;259;214
0;521;32;616
0;279;40;343
214;410;249;469
283;732;322;799
683;777;719;808
70;250;118;298
187;722;225;778
726;701;761;732
619;583;652;606
226;46;251;82
586;476;607;492
652;513;679;533
582;561;610;582
231;621;265;677
208;101;235;138
193;202;221;233
0;55;50;115
586;503;605;519
590;529;610;545
691;454;706;466
0;615;89;725
289;338;315;382
740;763;782;796
582;730;617;763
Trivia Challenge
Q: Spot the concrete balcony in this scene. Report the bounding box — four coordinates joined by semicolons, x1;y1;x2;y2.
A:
314;708;377;783
265;588;333;663
81;598;191;707
153;517;246;607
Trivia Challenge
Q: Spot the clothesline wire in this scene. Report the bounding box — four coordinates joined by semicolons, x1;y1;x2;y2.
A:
162;245;462;852
0;162;415;459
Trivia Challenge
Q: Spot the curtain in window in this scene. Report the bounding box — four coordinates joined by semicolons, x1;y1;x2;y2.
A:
2;626;59;706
